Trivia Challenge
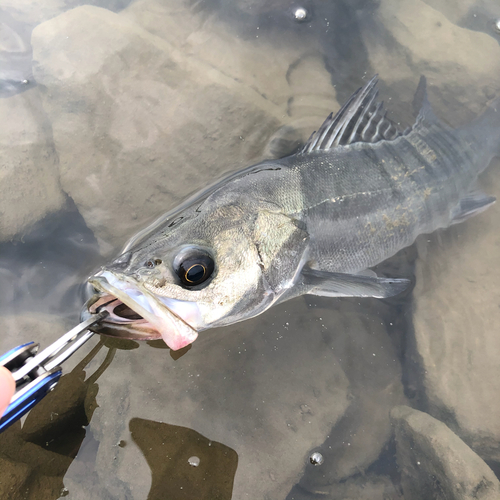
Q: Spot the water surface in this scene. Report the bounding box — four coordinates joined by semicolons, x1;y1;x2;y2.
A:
1;0;500;499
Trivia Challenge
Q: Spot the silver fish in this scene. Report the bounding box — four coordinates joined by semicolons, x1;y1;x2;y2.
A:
86;76;500;350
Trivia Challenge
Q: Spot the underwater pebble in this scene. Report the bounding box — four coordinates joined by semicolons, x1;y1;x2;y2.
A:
309;452;324;466
293;7;308;21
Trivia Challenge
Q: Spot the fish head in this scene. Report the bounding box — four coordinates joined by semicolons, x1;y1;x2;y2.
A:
87;200;280;351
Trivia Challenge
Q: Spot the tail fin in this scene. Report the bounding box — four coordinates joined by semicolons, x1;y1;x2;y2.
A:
452;92;500;176
468;96;500;160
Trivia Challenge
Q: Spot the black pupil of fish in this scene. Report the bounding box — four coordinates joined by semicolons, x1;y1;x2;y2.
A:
177;252;214;287
185;264;206;283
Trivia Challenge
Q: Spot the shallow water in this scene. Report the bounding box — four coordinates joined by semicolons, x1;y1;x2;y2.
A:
1;0;500;499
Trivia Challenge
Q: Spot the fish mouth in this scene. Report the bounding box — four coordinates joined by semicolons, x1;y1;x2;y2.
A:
86;293;160;340
87;271;199;351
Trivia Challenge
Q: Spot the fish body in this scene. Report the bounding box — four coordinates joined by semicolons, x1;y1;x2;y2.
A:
86;76;500;350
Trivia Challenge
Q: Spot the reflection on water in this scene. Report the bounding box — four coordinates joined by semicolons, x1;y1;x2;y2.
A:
0;341;113;499
1;0;500;498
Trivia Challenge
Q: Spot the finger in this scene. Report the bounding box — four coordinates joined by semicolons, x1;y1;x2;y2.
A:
0;366;16;418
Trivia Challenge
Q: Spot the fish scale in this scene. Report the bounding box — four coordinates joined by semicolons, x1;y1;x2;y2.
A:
279;111;493;273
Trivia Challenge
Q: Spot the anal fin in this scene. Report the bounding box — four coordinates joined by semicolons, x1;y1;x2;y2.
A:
451;192;496;224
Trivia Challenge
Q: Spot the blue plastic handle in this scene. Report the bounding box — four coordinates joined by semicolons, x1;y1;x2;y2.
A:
0;369;61;432
0;314;105;433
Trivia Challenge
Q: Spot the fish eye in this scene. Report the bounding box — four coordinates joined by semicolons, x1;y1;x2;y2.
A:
175;249;215;287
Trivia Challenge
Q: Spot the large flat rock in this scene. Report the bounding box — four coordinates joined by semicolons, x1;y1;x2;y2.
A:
295;299;409;492
123;0;342;154
412;163;500;462
31;5;337;252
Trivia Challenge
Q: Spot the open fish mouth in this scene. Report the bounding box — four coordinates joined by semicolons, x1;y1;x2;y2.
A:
85;271;199;351
85;293;161;340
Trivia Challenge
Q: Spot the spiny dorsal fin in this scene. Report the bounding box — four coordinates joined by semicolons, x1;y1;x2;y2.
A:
301;75;403;154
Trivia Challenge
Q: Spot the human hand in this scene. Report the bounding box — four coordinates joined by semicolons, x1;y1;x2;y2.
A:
0;366;16;418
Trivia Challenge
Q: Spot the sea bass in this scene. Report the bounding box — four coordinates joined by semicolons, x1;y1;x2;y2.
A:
85;76;500;350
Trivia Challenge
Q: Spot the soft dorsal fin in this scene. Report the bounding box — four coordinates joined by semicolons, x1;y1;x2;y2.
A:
301;75;403;153
412;75;440;129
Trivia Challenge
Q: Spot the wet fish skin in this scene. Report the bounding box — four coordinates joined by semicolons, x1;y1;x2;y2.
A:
88;76;500;349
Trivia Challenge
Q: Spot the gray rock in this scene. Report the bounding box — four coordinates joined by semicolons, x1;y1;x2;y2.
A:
63;298;351;500
295;299;409;492
287;473;403;500
411;163;500;462
0;10;35;98
391;405;500;500
31;5;333;251
359;0;500;125
126;0;341;160
0;88;66;241
422;0;500;35
123;0;338;119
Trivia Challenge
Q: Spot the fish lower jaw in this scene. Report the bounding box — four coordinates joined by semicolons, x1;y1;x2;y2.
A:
159;329;197;351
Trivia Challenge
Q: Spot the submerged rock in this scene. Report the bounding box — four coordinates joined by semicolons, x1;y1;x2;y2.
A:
0;10;35;98
0;456;31;499
294;299;409;492
123;0;336;114
31;5;335;252
125;0;341;159
359;0;500;125
65;298;351;500
391;405;500;500
423;0;500;37
0;89;65;241
411;164;500;462
287;473;403;500
0;0;132;26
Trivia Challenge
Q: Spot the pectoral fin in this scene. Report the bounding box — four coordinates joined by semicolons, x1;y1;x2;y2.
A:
300;267;410;298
